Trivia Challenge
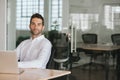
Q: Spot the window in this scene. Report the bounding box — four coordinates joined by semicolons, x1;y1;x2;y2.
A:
16;0;44;30
70;13;99;31
104;4;120;30
16;0;63;31
50;0;63;31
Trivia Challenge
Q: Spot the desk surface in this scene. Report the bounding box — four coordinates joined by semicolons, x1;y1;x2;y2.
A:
77;43;120;51
0;68;71;80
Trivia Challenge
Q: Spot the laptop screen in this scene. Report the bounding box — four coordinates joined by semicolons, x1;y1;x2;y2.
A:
0;51;20;74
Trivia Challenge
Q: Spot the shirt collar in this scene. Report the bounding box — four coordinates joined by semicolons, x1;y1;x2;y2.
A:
30;35;45;41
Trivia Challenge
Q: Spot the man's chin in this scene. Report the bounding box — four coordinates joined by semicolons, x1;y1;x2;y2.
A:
31;30;41;35
32;32;41;36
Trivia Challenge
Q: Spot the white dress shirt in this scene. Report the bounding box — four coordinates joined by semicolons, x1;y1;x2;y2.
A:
16;35;52;69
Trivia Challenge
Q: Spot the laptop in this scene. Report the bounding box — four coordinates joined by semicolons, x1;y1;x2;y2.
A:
0;50;24;74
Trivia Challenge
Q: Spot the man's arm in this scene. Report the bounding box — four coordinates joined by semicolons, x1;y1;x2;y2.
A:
18;42;52;69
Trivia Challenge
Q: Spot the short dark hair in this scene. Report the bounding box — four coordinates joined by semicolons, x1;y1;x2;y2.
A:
30;13;44;25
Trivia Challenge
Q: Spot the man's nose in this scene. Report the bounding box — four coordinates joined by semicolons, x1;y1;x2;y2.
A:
34;24;38;28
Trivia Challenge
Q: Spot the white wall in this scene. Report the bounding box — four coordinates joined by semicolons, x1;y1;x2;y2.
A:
0;0;16;50
7;0;16;50
44;0;50;31
2;0;120;50
0;0;7;50
69;0;120;44
62;0;69;33
69;0;120;13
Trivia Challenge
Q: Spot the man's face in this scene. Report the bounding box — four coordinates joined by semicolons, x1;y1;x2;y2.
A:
29;18;44;36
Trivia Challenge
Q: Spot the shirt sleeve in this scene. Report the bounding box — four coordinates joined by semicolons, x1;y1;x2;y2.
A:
18;41;52;69
16;41;24;61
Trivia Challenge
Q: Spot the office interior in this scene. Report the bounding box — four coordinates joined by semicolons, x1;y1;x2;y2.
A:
0;0;120;80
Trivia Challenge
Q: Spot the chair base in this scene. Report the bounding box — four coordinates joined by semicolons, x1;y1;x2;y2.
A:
53;58;69;70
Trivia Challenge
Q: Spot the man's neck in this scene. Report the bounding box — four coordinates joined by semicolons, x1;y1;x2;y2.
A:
32;34;42;39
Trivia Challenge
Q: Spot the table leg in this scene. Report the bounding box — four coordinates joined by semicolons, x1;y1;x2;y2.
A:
117;51;120;80
104;51;110;80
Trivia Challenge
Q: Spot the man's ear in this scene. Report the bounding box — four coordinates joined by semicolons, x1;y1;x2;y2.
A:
42;26;45;30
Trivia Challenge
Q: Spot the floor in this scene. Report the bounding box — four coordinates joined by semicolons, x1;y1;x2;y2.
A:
70;65;116;80
54;52;117;80
70;52;117;80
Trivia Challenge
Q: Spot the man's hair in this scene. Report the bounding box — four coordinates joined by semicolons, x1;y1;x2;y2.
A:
30;13;44;25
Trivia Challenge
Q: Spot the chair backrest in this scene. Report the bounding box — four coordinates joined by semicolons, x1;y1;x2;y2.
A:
111;34;120;45
82;33;97;44
46;47;55;69
54;33;69;59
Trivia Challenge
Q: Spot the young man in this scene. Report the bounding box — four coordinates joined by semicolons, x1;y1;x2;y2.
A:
16;13;52;69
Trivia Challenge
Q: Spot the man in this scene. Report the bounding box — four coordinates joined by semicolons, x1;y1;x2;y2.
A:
16;13;52;69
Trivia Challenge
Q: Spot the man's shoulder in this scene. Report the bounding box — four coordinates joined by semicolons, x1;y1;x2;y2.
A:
20;38;31;44
44;38;52;43
41;37;52;45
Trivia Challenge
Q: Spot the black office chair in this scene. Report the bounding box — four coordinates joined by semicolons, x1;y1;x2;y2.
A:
111;34;120;67
53;33;70;70
81;33;101;69
46;47;55;69
111;34;120;45
82;33;97;44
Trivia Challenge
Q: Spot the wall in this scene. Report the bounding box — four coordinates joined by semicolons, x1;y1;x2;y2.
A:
69;0;120;44
7;0;16;50
0;0;6;50
44;0;50;31
62;0;69;33
5;0;120;50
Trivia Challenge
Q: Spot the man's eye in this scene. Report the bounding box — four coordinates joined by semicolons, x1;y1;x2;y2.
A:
38;23;42;26
31;23;35;25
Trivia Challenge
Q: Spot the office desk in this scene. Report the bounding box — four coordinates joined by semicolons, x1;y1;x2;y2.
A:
77;43;120;80
0;68;71;80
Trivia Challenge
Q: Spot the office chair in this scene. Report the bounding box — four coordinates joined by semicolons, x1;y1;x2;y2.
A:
111;34;120;45
53;33;70;70
111;34;120;67
82;33;102;69
82;33;97;44
46;47;55;69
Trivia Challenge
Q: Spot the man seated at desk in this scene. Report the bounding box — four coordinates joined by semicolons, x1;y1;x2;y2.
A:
16;13;52;69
